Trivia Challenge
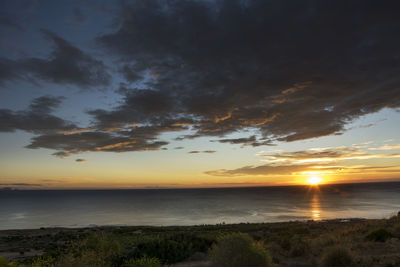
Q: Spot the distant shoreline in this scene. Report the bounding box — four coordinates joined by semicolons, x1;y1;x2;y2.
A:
0;217;373;232
1;180;400;191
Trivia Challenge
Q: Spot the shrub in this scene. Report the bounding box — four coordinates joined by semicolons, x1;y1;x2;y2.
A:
0;257;19;267
393;224;400;238
366;228;393;242
123;256;162;267
209;233;273;267
289;236;310;257
320;247;354;267
128;233;213;264
30;256;56;267
52;233;122;267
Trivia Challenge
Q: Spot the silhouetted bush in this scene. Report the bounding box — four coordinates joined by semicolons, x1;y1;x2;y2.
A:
123;256;162;267
209;233;273;267
320;247;354;267
366;228;393;242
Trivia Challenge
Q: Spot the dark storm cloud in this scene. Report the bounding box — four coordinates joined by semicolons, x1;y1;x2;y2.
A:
3;0;400;158
0;30;111;88
0;96;76;133
95;0;400;143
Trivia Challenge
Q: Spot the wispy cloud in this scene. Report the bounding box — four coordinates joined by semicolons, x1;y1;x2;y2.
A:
206;145;400;177
188;150;216;154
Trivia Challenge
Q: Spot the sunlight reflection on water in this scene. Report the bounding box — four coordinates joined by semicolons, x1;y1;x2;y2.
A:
310;193;321;220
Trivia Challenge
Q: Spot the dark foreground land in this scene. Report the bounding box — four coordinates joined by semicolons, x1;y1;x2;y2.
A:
1;215;400;267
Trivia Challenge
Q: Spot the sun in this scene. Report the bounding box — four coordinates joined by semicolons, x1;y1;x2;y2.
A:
307;176;323;185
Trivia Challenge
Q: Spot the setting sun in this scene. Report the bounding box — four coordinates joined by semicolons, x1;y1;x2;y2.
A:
307;176;323;185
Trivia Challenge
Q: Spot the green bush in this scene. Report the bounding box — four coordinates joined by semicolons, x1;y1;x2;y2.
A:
209;233;273;267
366;228;393;242
123;256;162;267
0;257;19;267
320;247;354;267
47;233;122;267
128;233;213;264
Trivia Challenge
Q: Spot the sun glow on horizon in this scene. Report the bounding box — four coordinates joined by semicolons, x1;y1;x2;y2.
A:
307;176;323;185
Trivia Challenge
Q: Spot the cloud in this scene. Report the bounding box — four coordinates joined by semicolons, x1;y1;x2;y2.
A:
72;7;87;24
213;135;274;147
0;96;76;133
188;150;216;154
26;129;169;156
206;146;400;177
0;30;111;88
0;15;25;31
75;158;86;162
261;147;367;162
0;183;41;186
3;0;400;158
206;163;317;177
368;144;400;151
93;0;400;144
260;146;400;163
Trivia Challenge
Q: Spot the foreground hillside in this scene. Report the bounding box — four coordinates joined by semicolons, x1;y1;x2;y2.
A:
1;214;400;267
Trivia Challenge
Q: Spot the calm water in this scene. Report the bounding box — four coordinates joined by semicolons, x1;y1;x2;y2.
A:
1;182;400;230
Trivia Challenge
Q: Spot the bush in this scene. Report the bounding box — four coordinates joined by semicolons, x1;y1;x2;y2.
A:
366;228;393;242
209;233;273;267
30;256;56;267
320;247;354;267
289;236;310;257
123;256;162;267
393;224;400;238
51;233;122;267
0;257;19;267
128;233;213;264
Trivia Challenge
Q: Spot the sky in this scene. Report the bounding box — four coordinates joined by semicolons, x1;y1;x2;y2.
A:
0;0;400;189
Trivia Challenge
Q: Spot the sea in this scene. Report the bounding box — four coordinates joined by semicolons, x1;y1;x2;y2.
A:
1;182;400;230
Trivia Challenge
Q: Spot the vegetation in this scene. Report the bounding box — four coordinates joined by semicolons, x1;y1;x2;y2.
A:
366;228;394;242
0;214;400;266
209;233;273;267
123;256;162;267
320;247;354;267
0;257;19;267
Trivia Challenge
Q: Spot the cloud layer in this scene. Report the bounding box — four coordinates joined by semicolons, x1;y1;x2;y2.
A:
96;0;400;144
2;0;400;158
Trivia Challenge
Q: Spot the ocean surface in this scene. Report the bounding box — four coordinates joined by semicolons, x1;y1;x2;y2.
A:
1;182;400;230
